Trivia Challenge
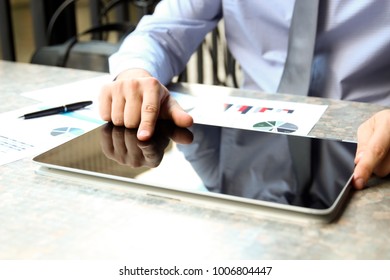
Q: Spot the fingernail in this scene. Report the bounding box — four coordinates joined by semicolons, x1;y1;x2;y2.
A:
355;151;364;163
138;130;150;138
354;178;365;189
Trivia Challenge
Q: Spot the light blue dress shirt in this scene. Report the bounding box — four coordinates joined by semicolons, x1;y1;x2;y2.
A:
109;0;390;105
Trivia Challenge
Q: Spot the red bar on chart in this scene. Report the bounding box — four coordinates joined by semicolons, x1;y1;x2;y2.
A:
258;107;273;113
282;109;294;114
238;105;253;114
224;103;233;111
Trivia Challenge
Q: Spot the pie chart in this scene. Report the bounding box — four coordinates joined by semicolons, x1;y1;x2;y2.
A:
51;127;84;137
253;121;298;133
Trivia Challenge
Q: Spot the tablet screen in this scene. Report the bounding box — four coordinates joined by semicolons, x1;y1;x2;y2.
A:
33;121;357;216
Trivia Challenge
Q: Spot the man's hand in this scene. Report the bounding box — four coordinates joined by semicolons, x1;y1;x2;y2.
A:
353;109;390;189
99;68;193;141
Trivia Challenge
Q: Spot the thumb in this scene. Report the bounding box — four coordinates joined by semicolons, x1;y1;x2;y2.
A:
353;111;390;189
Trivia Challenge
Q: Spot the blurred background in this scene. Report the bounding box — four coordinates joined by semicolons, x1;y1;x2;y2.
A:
1;0;240;86
2;0;90;63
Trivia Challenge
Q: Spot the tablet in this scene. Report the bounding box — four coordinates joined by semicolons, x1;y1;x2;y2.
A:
33;121;357;223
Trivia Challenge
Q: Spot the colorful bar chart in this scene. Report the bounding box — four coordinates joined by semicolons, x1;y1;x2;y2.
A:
224;104;295;115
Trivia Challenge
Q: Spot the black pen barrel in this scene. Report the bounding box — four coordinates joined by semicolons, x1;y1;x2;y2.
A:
21;101;93;119
23;107;64;119
65;101;93;111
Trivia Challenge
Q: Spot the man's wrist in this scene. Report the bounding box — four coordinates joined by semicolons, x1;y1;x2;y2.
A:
116;68;153;81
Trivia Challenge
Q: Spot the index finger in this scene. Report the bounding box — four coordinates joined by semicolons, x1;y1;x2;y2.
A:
137;79;165;141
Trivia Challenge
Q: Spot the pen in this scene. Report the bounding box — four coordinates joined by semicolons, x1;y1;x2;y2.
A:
20;101;93;119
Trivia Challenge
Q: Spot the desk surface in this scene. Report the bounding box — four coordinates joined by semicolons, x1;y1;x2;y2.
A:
1;60;390;260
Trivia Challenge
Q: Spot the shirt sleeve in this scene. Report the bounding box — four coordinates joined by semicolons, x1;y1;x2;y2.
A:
109;0;222;85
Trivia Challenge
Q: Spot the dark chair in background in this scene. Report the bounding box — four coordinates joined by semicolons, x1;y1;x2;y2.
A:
30;0;158;72
0;0;16;61
27;0;240;86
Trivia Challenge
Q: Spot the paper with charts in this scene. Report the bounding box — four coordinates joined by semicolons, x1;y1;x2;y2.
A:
0;75;111;166
171;92;327;136
0;103;104;166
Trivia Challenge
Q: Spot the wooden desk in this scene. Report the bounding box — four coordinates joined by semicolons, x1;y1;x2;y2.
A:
1;61;389;259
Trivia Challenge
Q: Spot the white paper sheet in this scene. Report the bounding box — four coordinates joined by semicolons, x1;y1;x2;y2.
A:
0;104;105;166
22;75;112;104
1;75;111;166
171;92;327;136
